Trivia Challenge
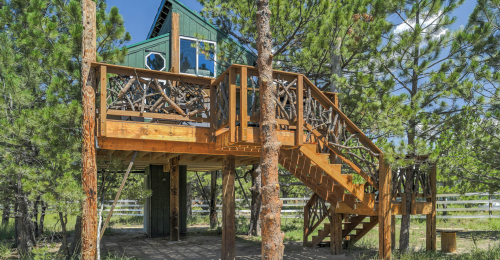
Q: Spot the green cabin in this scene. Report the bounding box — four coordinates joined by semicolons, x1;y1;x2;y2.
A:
124;0;256;238
120;0;256;78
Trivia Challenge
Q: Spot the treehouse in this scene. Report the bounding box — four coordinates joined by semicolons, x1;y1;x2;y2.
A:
81;0;437;259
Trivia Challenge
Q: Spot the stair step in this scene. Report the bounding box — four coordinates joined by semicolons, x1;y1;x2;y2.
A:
317;153;330;164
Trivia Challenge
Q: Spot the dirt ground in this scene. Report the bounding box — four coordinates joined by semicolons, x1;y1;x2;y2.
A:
101;227;374;260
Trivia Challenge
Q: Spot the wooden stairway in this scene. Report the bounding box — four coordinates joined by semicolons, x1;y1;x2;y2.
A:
279;145;376;210
279;144;380;248
308;215;379;248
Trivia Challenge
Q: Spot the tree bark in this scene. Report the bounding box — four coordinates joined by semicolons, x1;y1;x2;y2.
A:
59;212;70;259
248;164;262;236
39;200;46;236
33;197;39;237
256;0;284;258
81;0;98;259
210;171;218;229
2;199;9;225
16;193;36;255
69;215;82;256
399;167;414;252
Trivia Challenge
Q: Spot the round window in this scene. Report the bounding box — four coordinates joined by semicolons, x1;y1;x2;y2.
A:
145;52;166;71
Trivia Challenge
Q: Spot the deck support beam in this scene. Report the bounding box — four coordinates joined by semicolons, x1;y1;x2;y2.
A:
210;171;218;228
222;155;235;260
170;156;180;241
81;0;97;259
378;154;392;260
330;208;342;255
426;163;437;251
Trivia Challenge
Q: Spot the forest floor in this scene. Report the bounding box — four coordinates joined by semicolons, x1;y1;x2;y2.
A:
1;215;500;259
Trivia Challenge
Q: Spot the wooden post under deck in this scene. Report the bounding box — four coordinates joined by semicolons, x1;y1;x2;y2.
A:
426;163;437;251
81;0;97;259
170;156;180;241
222;155;236;260
378;153;392;260
330;208;342;255
391;215;396;250
210;171;218;228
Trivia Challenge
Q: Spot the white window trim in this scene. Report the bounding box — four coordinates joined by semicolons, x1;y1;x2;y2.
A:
145;52;167;71
179;36;217;78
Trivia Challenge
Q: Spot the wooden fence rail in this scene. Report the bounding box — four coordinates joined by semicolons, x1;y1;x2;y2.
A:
2;193;499;219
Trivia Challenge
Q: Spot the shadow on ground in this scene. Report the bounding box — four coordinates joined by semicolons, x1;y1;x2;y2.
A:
101;227;378;260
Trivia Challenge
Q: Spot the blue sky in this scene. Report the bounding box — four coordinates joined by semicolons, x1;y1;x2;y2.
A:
108;0;478;47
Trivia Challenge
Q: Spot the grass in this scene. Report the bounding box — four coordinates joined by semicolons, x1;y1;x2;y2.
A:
0;214;144;259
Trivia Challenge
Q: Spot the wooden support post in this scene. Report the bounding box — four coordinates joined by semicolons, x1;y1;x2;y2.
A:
99;152;137;241
303;204;309;246
170;13;180;73
295;75;303;146
229;69;237;143
210;84;216;142
222;155;235;260
426;163;437;252
391;215;396;250
81;0;97;259
240;67;248;142
210;171;218;228
99;65;107;137
378;153;391;260
170;156;180;241
330;208;342;255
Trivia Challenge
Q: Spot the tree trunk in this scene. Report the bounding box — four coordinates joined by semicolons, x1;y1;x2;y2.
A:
399;166;414;252
33;197;39;237
39;200;47;236
2;200;9;225
256;0;284;258
248;164;262;236
59;212;70;259
210;171;218;229
69;215;82;257
187;182;192;218
14;200;19;247
17;193;36;256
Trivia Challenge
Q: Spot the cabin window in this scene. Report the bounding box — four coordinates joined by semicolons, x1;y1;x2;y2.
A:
145;52;166;71
180;37;216;77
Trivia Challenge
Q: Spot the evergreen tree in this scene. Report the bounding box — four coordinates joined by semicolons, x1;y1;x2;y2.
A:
371;0;484;251
0;0;130;257
436;0;500;194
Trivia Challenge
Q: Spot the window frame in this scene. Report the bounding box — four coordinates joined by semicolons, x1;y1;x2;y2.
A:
179;36;217;78
144;51;167;71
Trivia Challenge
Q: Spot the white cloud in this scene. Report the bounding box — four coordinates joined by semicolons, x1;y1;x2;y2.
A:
393;11;448;39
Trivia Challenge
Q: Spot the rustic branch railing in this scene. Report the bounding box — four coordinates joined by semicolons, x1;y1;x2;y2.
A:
92;62;213;137
303;194;329;245
94;62;386;191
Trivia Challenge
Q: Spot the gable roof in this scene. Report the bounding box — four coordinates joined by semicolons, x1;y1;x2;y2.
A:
146;0;256;59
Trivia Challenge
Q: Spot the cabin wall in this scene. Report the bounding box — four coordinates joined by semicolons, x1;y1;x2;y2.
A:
144;164;187;238
120;34;171;71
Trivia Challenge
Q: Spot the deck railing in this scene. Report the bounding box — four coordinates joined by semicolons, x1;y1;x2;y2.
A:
93;62;384;190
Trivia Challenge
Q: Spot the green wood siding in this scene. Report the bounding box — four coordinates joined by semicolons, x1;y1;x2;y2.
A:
179;165;187;235
120;34;170;71
149;165;169;238
147;164;188;238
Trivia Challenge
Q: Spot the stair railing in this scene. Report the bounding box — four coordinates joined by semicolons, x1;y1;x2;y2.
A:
210;64;384;189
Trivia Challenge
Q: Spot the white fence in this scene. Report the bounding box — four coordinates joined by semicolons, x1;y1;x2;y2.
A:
2;193;499;220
